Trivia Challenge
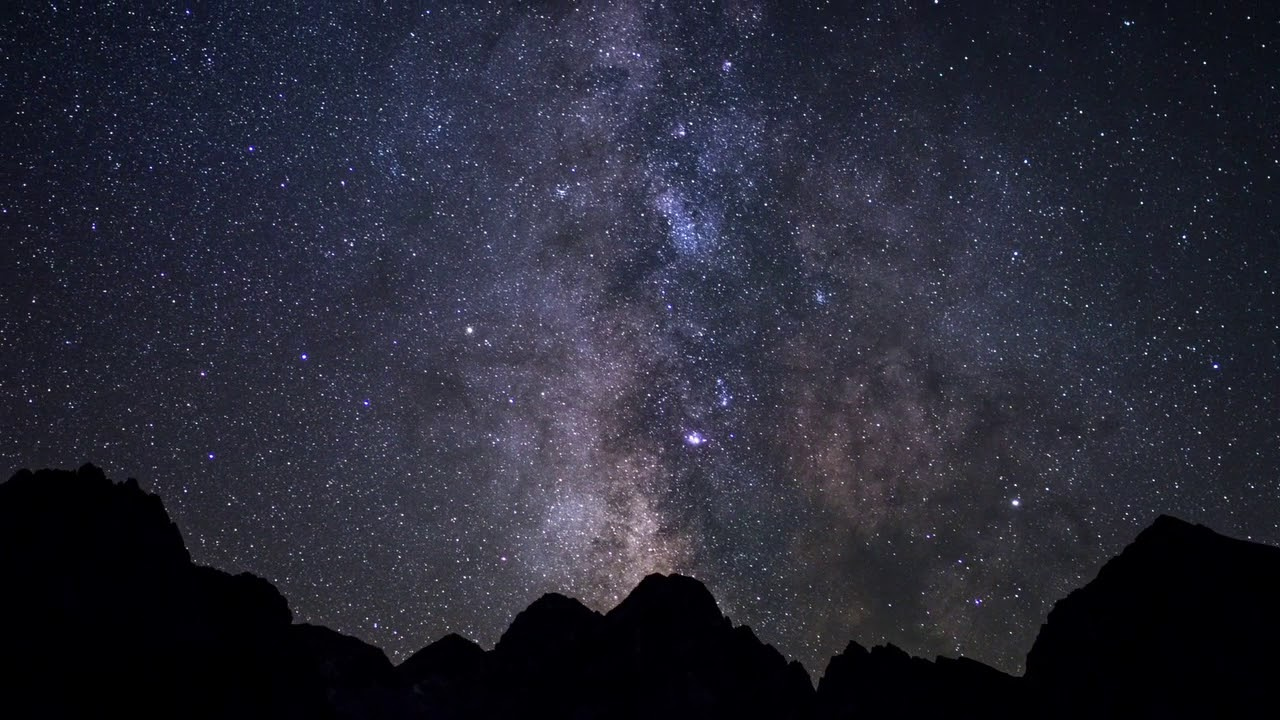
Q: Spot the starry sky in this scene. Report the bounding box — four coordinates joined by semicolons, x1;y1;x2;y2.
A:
3;1;1277;675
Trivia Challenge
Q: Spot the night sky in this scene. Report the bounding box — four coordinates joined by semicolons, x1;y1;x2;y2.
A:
4;1;1276;675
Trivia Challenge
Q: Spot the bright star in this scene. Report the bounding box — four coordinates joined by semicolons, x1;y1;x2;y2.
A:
684;431;706;446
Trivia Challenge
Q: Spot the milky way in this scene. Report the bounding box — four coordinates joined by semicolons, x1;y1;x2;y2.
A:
4;2;1276;674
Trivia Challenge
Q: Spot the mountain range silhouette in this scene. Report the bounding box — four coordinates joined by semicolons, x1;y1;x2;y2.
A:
1;464;1275;718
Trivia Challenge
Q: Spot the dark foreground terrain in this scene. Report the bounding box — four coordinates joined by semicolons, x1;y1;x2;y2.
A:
1;465;1276;718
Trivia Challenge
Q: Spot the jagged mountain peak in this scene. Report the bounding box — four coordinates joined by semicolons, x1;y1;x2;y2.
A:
605;571;726;631
1025;514;1280;717
396;632;485;688
2;467;1277;718
493;591;602;660
0;464;191;572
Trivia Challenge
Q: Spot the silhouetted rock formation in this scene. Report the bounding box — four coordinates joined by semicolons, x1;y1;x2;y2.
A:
586;572;814;720
2;466;1277;719
481;591;604;717
1025;514;1280;718
421;574;813;719
494;591;602;673
0;465;405;719
289;624;408;717
815;641;1023;719
397;633;486;719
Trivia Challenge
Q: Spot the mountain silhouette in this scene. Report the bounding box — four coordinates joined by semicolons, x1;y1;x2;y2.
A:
1;465;1276;718
396;633;486;718
1024;514;1280;718
815;641;1025;719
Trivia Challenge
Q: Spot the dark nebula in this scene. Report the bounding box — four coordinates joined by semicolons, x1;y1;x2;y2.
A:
3;1;1276;674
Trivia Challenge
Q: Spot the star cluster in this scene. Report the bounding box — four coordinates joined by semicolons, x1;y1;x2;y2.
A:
3;1;1276;674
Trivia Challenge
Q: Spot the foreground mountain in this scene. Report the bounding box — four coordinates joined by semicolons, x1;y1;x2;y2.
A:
1;465;1276;718
0;465;808;719
0;465;409;718
814;641;1025;719
1024;514;1280;718
393;575;814;719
